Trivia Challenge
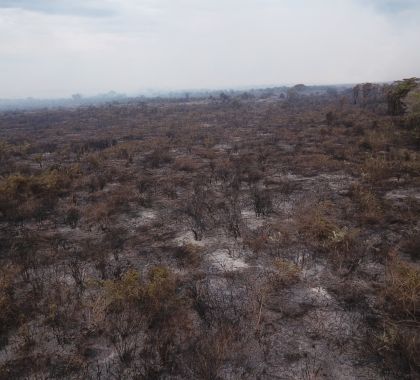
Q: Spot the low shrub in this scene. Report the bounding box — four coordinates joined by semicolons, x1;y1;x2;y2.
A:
297;202;338;242
384;257;419;320
348;183;383;224
174;157;200;172
175;244;203;267
272;258;301;287
65;208;80;229
376;254;420;374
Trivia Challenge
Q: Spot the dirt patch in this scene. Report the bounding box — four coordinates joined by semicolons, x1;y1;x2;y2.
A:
208;249;249;272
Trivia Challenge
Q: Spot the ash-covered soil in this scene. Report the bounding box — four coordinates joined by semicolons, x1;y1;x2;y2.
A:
0;89;419;379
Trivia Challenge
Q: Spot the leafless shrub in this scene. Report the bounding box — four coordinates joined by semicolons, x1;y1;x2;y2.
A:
251;187;272;217
403;231;420;261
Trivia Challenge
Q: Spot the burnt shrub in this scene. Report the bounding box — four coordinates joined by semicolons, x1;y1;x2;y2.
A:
0;266;20;340
146;148;173;168
174;244;203;267
65;208;80;229
174;157;200;172
403;231;420;261
251;187;272;217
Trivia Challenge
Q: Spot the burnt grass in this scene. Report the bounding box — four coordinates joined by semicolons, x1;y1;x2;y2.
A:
0;92;419;379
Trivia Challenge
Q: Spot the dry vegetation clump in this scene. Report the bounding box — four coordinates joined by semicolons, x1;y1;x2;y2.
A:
362;156;399;184
0;169;72;222
348;182;384;224
272;258;301;287
296;201;339;245
374;253;420;375
173;156;201;172
384;257;419;319
296;200;362;271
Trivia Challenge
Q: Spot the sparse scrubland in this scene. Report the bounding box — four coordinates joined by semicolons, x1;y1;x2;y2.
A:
0;80;419;379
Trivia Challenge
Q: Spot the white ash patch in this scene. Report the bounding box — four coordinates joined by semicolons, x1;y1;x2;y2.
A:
59;273;75;286
302;262;327;281
277;142;295;152
275;200;294;215
208;249;249;272
141;210;157;220
284;173;310;182
309;286;332;303
288;283;334;308
283;173;353;192
214;143;232;151
174;231;206;247
173;231;242;252
121;210;157;231
102;182;120;192
385;188;420;201
317;174;354;191
241;209;265;230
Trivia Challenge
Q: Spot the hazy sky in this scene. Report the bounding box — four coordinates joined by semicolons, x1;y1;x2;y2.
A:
1;0;419;98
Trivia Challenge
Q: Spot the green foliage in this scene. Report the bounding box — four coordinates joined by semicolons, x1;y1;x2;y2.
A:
387;78;419;115
145;266;178;312
103;270;143;311
0;170;69;199
0;170;71;221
